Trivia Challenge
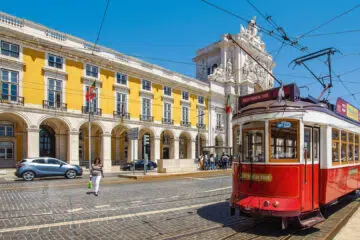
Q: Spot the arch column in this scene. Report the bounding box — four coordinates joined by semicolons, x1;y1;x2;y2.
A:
154;136;161;162
129;139;138;162
174;138;179;160
68;131;79;165
102;133;112;172
27;128;39;158
191;139;196;159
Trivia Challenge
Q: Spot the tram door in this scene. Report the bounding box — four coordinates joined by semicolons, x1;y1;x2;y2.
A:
304;127;320;211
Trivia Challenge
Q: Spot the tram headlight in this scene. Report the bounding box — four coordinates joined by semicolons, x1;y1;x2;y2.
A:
272;201;280;208
263;201;270;207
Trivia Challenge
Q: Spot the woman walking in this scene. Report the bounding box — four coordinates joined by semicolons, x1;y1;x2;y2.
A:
90;157;104;196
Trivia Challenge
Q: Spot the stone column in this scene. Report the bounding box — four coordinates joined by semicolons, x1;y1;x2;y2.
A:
226;111;233;148
154;136;160;163
174;138;179;159
102;133;112;172
27;128;39;158
129;139;138;162
191;139;196;160
68;131;79;165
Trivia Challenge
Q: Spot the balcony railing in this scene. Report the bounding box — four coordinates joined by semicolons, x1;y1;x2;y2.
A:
82;106;102;116
197;123;206;129
0;94;24;105
43;100;67;111
162;118;174;125
181;121;191;127
113;111;130;120
216;125;224;131
140;114;153;122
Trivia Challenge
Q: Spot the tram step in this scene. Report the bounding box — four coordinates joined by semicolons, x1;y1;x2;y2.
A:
298;211;325;228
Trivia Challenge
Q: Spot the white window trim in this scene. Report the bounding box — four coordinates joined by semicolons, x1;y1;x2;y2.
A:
182;91;189;101
140;96;152;119
197;96;205;106
0;39;23;62
44;77;66;106
163;86;172;97
84;63;99;80
141;79;152;92
163;101;172;121
181;106;190;123
114;91;128;114
115;72;128;86
0;66;23;100
45;52;66;72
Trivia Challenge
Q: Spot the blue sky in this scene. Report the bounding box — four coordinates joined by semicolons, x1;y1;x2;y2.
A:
2;0;360;106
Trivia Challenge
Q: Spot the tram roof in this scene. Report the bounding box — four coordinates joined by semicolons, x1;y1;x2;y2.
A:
235;84;360;127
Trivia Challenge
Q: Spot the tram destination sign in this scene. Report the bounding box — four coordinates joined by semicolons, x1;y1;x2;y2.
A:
238;84;300;109
336;98;360;123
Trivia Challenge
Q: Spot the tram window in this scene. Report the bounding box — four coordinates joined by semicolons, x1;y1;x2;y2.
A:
348;133;354;163
270;120;298;161
243;129;264;162
332;129;340;164
304;128;312;161
341;131;348;164
355;135;359;162
313;128;319;162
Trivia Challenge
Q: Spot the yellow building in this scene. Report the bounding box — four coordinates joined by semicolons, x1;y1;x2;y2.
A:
0;12;209;171
0;13;274;171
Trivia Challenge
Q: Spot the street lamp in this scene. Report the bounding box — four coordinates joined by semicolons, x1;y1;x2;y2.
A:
197;112;205;159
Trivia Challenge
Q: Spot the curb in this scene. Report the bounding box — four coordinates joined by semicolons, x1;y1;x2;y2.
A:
325;198;360;240
118;169;232;180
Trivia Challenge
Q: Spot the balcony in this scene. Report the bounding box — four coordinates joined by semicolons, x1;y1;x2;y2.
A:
140;114;153;122
162;118;174;125
181;121;191;127
43;100;67;111
0;94;24;105
113;111;130;120
196;123;206;129
82;106;102;116
216;125;224;131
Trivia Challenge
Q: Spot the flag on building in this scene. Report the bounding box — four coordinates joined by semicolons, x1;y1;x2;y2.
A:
225;95;231;114
86;82;96;102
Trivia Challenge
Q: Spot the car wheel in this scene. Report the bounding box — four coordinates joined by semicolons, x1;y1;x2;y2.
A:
65;169;77;179
22;171;35;181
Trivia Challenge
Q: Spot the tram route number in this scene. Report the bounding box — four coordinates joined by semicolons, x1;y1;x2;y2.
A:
238;172;272;182
276;121;292;129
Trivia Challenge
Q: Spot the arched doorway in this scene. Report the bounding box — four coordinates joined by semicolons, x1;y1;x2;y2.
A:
39;118;69;161
179;132;191;159
138;128;154;161
160;130;174;159
0;113;27;168
111;125;129;166
39;125;55;157
79;122;103;167
195;134;206;157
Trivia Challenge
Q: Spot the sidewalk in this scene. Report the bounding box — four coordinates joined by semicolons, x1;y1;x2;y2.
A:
334;200;360;240
118;169;232;180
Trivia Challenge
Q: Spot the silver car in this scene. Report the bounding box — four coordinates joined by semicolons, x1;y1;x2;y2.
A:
15;157;83;181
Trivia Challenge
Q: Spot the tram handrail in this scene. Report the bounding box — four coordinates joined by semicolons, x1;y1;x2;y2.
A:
304;149;307;184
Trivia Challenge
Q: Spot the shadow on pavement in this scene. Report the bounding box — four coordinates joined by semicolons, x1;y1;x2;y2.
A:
196;194;359;238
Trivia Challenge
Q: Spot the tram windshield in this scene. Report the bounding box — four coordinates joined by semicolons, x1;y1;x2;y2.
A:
270;119;298;161
242;121;265;162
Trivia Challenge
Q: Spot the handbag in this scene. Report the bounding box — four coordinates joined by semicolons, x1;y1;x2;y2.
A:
88;179;92;189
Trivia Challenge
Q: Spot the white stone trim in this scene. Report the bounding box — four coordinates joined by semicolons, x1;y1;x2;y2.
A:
139;89;154;98
114;71;129;87
43;75;66;105
114;91;128;114
180;99;191;106
81;76;102;87
113;83;130;93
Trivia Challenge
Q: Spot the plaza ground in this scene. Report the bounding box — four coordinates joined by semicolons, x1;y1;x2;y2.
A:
0;174;358;240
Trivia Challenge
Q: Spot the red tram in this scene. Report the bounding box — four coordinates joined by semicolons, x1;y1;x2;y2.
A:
230;84;360;229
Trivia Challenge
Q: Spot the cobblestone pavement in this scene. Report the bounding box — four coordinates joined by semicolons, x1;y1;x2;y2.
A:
0;176;358;240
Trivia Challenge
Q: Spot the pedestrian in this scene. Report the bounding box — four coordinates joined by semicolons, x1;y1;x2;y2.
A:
90;157;104;196
204;154;209;170
210;154;215;170
199;154;204;170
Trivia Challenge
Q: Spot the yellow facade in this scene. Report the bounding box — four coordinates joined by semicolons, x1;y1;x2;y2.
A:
128;76;141;119
100;69;115;115
20;47;207;128
65;59;83;111
23;47;45;105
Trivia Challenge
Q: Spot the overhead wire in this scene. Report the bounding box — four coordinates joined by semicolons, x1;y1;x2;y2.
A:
302;29;360;38
298;4;360;39
92;0;111;54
